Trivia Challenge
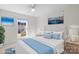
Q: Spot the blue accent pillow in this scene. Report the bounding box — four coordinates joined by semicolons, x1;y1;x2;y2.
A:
43;32;63;40
43;32;52;39
51;32;62;40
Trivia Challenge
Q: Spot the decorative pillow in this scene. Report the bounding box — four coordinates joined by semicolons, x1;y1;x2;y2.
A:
43;32;52;39
51;32;63;40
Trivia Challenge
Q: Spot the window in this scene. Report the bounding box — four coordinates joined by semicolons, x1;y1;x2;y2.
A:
17;19;28;37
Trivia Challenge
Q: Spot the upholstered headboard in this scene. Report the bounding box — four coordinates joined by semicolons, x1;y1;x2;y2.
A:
44;24;65;32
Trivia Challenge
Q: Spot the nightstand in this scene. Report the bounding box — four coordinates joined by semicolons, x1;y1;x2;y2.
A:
64;40;79;54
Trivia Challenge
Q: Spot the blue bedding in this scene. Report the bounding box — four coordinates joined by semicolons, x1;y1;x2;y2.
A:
22;38;55;54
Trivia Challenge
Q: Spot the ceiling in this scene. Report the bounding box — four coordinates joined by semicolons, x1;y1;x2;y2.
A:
0;4;67;17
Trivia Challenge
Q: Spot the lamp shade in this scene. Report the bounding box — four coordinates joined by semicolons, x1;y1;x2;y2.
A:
69;25;79;41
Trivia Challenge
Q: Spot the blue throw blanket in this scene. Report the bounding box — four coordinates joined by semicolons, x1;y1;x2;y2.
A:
22;38;55;54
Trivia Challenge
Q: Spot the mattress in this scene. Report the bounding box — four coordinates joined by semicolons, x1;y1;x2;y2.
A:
22;38;55;54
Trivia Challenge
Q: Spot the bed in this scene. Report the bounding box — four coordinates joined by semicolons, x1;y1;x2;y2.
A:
15;36;64;54
34;37;64;54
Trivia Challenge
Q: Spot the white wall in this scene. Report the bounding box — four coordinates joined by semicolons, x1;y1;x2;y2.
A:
0;9;37;44
64;5;79;36
27;16;37;36
64;5;79;26
37;9;64;34
37;16;47;33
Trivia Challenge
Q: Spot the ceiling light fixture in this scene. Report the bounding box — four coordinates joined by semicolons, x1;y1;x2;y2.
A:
31;4;36;12
32;8;35;12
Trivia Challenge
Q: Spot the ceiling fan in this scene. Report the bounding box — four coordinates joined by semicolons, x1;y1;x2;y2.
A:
30;4;36;12
26;4;37;13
